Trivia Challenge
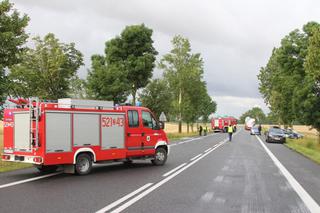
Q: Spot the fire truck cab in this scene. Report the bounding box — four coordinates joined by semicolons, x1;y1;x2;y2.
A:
2;98;169;175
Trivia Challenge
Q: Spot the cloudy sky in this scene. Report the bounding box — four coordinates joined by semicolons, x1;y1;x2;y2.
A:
11;0;320;117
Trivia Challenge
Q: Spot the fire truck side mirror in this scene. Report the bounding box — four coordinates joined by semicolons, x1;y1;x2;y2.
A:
159;121;165;130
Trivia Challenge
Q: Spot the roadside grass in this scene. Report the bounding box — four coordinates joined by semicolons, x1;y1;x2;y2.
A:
285;133;320;165
166;131;200;142
0;127;32;173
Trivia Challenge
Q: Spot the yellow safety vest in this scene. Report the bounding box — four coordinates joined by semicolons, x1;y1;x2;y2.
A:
227;126;233;133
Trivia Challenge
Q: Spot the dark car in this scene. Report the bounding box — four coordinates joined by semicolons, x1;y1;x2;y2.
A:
283;128;304;139
265;127;286;143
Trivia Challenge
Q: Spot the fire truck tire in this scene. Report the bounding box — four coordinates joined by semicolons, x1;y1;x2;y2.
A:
123;159;133;165
35;165;58;173
151;147;167;166
75;153;92;175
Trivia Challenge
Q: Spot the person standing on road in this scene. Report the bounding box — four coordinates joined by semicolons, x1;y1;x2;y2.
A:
228;124;233;141
199;125;203;136
258;124;262;134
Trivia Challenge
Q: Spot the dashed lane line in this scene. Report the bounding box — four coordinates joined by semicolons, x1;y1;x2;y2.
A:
95;183;153;213
162;163;187;177
190;154;203;161
99;141;227;213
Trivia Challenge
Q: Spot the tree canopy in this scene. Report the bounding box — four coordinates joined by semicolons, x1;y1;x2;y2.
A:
0;0;29;100
87;24;157;104
158;35;216;132
8;33;83;99
258;21;320;141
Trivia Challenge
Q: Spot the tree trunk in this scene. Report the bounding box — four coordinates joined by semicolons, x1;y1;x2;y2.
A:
317;129;320;145
179;120;182;133
191;123;194;132
132;88;137;106
187;123;189;133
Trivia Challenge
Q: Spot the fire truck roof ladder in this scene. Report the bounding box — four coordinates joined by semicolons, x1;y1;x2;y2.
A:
29;97;40;150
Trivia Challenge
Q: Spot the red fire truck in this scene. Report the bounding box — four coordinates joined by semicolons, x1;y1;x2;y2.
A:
211;116;237;132
1;98;169;175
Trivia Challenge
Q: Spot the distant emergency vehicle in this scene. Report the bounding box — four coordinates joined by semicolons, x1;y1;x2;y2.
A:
1;98;169;175
245;117;255;130
211;116;237;132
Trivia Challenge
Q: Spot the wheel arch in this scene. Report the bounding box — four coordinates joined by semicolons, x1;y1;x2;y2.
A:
73;148;96;164
155;141;170;155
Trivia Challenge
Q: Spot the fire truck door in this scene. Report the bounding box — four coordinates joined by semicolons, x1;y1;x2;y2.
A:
126;110;143;153
141;111;158;154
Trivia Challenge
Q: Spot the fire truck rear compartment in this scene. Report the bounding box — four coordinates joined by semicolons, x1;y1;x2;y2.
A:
14;112;31;152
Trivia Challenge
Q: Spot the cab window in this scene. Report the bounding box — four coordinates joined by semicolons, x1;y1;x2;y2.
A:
128;110;139;127
142;111;157;128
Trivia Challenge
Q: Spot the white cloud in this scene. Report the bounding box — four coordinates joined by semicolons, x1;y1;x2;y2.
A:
213;95;269;118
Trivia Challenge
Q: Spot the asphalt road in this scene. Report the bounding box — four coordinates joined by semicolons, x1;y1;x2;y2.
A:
0;128;320;213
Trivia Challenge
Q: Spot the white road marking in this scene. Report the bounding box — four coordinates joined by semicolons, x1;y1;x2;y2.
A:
108;141;227;213
162;163;187;177
256;135;320;213
190;154;202;161
204;148;212;153
95;183;153;213
0;172;62;189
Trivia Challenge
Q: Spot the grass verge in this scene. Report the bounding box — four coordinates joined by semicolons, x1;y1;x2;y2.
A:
0;128;32;173
285;134;320;165
166;131;202;142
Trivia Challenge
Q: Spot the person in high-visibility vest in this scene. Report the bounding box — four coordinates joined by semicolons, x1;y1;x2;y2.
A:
227;124;233;141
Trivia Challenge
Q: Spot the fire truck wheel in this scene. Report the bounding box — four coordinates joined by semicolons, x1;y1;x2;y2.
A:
35;165;58;173
75;153;92;175
123;159;133;165
152;147;167;166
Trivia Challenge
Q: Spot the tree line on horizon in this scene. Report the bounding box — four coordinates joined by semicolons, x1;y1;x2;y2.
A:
0;0;216;132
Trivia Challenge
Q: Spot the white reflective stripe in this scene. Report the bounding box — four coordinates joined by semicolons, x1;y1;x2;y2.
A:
95;183;153;213
256;136;320;213
162;163;187;177
0;172;62;189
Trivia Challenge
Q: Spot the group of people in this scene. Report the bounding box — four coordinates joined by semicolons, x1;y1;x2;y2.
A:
198;124;237;141
198;125;208;136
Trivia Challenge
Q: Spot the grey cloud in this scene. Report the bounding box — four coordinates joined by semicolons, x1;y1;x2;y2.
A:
11;0;320;115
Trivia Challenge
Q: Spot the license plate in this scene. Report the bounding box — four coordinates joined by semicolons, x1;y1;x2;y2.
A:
14;156;25;161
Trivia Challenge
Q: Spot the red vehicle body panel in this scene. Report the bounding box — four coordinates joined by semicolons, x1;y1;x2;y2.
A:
2;102;168;167
211;117;237;132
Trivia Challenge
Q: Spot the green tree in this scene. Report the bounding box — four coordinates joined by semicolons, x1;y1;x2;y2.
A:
8;33;83;99
159;35;211;132
139;78;172;119
68;75;87;99
258;21;320;141
239;107;266;124
0;0;29;117
301;26;320;143
87;54;129;103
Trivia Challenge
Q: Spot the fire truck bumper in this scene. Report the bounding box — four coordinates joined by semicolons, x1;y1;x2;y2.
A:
2;154;43;165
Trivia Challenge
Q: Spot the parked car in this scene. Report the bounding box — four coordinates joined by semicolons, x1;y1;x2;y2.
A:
265;127;286;143
250;125;261;135
283;129;304;139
